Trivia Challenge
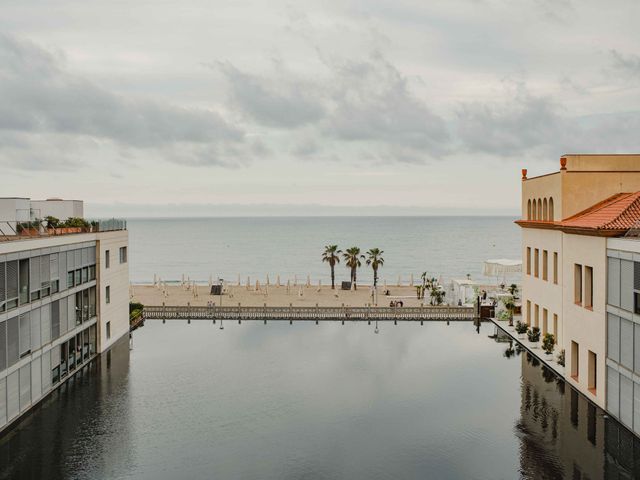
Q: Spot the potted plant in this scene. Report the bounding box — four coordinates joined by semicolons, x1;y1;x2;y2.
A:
557;349;565;367
502;296;516;326
527;326;541;344
542;333;555;359
515;321;528;339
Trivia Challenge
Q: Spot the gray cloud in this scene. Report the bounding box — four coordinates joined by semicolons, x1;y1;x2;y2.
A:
456;82;640;156
611;50;640;78
0;33;246;168
217;61;325;128
217;51;450;163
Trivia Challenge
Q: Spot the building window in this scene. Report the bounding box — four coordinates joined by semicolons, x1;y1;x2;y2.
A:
105;250;110;269
88;265;96;281
553;314;558;343
527;200;532;220
526;247;531;275
67;270;74;288
526;300;531;326
588;350;597;394
534;304;539;328
75;269;81;286
584;266;593;309
548;197;554;221
119;246;127;264
106;321;111;340
553;252;558;284
574;264;582;305
571;340;579;380
543;198;548;221
106;285;110;304
534;249;539;278
542;308;548;335
542;250;548;281
537;199;542;220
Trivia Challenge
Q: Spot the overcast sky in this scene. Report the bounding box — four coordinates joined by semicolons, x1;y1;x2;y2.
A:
2;0;639;216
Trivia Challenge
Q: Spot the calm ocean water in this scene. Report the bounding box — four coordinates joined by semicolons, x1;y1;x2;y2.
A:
127;216;521;284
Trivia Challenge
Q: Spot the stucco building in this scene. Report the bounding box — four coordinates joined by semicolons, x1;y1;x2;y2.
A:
0;198;129;433
517;154;640;435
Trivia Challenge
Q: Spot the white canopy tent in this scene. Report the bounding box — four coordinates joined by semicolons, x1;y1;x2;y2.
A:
483;259;522;283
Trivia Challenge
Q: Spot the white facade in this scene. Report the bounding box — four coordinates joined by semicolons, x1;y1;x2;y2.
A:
30;199;84;221
0;224;128;433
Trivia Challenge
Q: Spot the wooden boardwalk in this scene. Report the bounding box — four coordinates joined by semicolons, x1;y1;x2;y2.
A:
142;304;477;322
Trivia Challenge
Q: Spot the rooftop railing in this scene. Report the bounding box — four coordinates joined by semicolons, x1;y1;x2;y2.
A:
0;218;126;242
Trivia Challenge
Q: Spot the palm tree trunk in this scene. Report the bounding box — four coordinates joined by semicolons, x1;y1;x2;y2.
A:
331;265;335;289
352;266;357;290
373;267;378;287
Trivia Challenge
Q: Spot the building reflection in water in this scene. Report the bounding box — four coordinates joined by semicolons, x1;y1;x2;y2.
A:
498;332;640;480
0;335;131;480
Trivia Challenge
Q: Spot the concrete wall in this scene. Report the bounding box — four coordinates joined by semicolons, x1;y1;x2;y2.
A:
30;200;84;221
97;230;129;353
561;234;607;408
521;228;563;344
0;198;30;227
522;172;561;221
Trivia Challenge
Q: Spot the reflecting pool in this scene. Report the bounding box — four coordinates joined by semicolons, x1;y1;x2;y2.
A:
0;321;638;479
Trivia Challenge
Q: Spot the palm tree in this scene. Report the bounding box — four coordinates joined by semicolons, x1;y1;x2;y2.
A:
365;248;384;287
343;247;364;290
322;245;342;289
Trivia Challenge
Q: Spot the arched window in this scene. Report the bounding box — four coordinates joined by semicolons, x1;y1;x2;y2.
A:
543;198;548;221
532;200;537;220
549;197;554;221
537;199;542;220
527;200;532;220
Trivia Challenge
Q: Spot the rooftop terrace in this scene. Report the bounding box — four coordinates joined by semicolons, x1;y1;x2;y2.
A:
0;218;127;243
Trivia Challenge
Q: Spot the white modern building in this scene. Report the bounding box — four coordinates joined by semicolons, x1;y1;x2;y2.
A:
517;154;640;434
0;198;129;433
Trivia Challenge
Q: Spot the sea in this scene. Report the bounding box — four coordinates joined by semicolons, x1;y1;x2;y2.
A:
127;216;521;285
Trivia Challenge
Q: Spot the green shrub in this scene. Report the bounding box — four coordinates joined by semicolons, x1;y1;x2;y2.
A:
527;326;541;342
61;217;90;228
45;216;60;228
515;321;528;334
542;333;555;354
129;301;144;313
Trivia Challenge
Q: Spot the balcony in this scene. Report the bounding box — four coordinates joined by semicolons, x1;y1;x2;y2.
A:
0;218;126;242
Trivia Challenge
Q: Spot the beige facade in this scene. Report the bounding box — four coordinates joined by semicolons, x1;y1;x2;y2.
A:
519;154;640;410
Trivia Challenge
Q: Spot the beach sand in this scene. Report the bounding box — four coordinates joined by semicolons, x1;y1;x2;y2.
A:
131;283;431;308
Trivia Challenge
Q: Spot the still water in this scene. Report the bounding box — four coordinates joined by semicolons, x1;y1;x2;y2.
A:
1;321;637;479
127;216;521;284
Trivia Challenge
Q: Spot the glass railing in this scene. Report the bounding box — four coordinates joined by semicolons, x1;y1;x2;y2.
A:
0;217;126;242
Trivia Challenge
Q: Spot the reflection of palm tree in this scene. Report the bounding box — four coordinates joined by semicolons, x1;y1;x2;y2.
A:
365;248;384;287
322;245;342;289
343;247;364;290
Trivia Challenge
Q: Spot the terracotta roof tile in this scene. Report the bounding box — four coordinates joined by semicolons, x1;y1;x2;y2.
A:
561;192;640;231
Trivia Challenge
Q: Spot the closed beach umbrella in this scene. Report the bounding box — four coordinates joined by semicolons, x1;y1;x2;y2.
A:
247;276;250;289
397;275;401;287
237;274;241;286
410;274;414;286
351;281;355;291
294;275;298;286
266;274;270;286
277;275;281;287
286;279;291;293
384;279;387;288
256;280;260;291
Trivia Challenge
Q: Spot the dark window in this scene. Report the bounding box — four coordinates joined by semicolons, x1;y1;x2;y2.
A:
634;292;640;315
67;271;74;288
81;267;88;284
634;261;640;290
106;285;110;304
74;269;81;286
105;250;110;269
119;246;127;264
88;265;96;281
106;321;111;339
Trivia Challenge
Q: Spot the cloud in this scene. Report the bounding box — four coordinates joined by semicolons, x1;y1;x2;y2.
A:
0;33;247;168
611;50;640;79
217;61;325;128
456;81;640;156
217;51;450;163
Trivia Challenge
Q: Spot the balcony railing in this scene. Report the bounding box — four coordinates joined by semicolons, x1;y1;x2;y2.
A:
0;218;126;242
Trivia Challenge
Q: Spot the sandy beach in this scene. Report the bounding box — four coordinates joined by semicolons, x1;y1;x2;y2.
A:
131;283;434;308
